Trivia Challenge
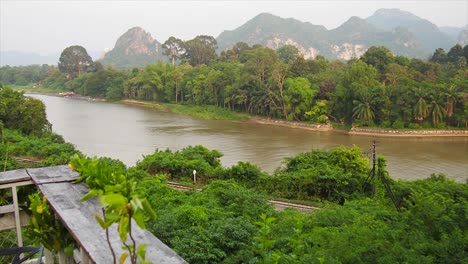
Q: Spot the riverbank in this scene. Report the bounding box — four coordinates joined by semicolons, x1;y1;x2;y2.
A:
348;127;468;137
248;117;333;131
119;100;468;137
248;118;467;137
26;91;105;102
121;99;249;121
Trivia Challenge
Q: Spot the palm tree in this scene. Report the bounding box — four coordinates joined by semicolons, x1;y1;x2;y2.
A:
430;100;445;127
412;88;429;123
443;84;459;118
352;94;375;125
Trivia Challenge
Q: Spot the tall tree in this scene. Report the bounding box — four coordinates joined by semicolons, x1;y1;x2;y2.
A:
58;45;95;79
284;77;317;120
162;37;185;65
183;35;217;66
219;42;251;62
360;46;394;74
447;44;464;63
276;45;301;64
430;48;448;64
271;62;288;118
173;64;192;103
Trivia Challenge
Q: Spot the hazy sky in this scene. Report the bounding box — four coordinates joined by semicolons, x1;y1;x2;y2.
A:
1;0;467;55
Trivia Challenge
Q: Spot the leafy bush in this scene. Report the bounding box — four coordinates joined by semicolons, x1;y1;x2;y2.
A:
1;129;80;169
136;145;223;182
0;85;50;135
391;119;405;129
261;146;369;203
408;122;421;129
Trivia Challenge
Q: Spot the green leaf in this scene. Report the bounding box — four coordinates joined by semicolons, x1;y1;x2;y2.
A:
80;189;100;202
118;216;129;242
94;213;107;229
100;193;127;208
141;199;157;220
137;244;148;260
105;212;121;224
119;252;129;264
132;211;146;229
64;244;75;256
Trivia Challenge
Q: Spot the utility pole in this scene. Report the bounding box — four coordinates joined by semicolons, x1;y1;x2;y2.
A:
364;140;401;212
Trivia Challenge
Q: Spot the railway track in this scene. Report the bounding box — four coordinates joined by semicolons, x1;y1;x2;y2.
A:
166;181;319;212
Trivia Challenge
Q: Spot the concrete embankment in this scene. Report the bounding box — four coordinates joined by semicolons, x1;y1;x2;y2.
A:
349;127;468;137
249;118;333;132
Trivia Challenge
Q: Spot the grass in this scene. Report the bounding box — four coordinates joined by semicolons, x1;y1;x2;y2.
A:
331;122;352;130
140;102;250;121
9;84;59;94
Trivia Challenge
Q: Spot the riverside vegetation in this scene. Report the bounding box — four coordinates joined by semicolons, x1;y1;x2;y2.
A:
1;42;467;129
0;86;467;263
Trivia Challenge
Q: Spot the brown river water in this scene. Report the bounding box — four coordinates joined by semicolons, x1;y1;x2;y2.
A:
30;94;468;182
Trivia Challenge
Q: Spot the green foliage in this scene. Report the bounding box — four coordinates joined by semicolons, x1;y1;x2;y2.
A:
360;46;395;73
284;77;317;121
1;129;79;170
136;145;224;182
138;177;271;264
304;100;329;123
221;161;266;188
0;65;52;85
276;45;300;64
261;146;369;203
70;156;156;264
58;45;95;78
27;193;75;254
69;67;128;99
0;86;51;135
183;35;218;66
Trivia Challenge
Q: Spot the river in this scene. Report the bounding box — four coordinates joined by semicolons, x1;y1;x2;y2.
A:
30;94;468;182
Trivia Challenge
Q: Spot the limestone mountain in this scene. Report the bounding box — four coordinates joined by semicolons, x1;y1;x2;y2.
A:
101;27;166;68
329;16;425;58
366;8;454;51
217;13;329;58
216;12;427;60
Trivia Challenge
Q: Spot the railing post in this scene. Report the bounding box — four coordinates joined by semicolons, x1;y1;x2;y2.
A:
11;186;23;247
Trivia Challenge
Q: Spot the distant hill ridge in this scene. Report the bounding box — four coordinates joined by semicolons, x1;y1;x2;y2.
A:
366;8;454;51
217;11;431;60
3;8;464;67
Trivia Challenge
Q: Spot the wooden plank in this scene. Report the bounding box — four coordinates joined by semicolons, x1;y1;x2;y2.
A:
37;181;186;264
0;169;30;185
0;204;15;214
0;180;34;190
27;165;80;185
0;211;30;231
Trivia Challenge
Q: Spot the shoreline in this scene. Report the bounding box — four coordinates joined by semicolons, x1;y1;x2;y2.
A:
31;93;468;138
124;99;467;138
248;118;467;137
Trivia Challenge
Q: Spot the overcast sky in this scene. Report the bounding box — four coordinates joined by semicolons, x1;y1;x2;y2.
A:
1;0;467;55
